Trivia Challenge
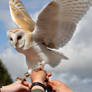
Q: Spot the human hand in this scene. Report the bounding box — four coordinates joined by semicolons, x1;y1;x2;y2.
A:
1;80;30;92
48;80;74;92
30;69;47;83
30;70;52;91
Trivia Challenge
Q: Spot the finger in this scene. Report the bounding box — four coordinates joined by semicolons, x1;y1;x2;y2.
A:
47;72;52;77
22;85;31;92
22;81;31;88
16;81;31;91
47;80;57;87
49;80;60;84
46;72;52;79
17;79;31;88
48;80;63;88
44;73;52;85
33;68;46;73
45;72;52;82
47;82;57;90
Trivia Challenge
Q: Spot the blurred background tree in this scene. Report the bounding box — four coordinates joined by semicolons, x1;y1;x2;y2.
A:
0;59;13;86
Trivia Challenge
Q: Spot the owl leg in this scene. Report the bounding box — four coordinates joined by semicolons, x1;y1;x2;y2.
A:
33;61;45;72
40;61;45;70
33;65;44;72
16;72;30;83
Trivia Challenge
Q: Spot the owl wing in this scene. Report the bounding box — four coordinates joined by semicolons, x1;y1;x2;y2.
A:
34;0;92;48
9;0;35;31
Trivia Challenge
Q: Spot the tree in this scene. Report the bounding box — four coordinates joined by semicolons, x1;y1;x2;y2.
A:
0;59;13;86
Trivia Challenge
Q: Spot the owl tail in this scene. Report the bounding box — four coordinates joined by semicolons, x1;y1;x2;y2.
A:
47;48;68;67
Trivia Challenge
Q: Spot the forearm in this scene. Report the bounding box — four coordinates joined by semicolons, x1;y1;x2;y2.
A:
0;86;9;92
0;85;15;92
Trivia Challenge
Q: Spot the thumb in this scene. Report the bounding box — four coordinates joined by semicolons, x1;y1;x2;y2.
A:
48;81;57;90
22;81;31;88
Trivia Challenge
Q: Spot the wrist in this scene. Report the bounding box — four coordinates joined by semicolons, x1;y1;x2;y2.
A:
32;80;44;84
31;82;47;92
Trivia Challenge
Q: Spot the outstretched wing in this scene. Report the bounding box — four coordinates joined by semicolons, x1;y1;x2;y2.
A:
35;0;92;48
9;0;35;31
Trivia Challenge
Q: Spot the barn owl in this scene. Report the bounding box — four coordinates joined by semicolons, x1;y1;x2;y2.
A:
7;0;92;80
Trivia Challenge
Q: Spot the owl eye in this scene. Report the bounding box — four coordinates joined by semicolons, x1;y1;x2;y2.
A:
17;35;22;40
10;37;13;41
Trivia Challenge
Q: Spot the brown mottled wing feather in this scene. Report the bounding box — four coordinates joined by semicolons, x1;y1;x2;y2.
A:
35;0;92;48
9;0;35;31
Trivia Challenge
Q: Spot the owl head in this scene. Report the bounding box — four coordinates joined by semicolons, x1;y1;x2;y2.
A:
7;28;32;50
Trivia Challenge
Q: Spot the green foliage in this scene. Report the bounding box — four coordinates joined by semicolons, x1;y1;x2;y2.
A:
0;59;13;86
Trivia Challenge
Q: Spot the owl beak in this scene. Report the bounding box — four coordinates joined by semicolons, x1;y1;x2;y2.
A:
12;40;18;48
15;41;18;47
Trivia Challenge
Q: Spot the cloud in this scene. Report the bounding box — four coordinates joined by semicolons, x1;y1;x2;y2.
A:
0;48;28;81
72;8;92;46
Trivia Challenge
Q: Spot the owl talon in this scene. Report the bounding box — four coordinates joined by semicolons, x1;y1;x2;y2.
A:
33;67;42;72
33;65;44;72
40;64;44;70
16;77;26;83
16;72;30;83
24;72;30;78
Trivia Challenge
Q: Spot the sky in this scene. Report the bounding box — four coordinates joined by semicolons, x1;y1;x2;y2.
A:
0;0;92;92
